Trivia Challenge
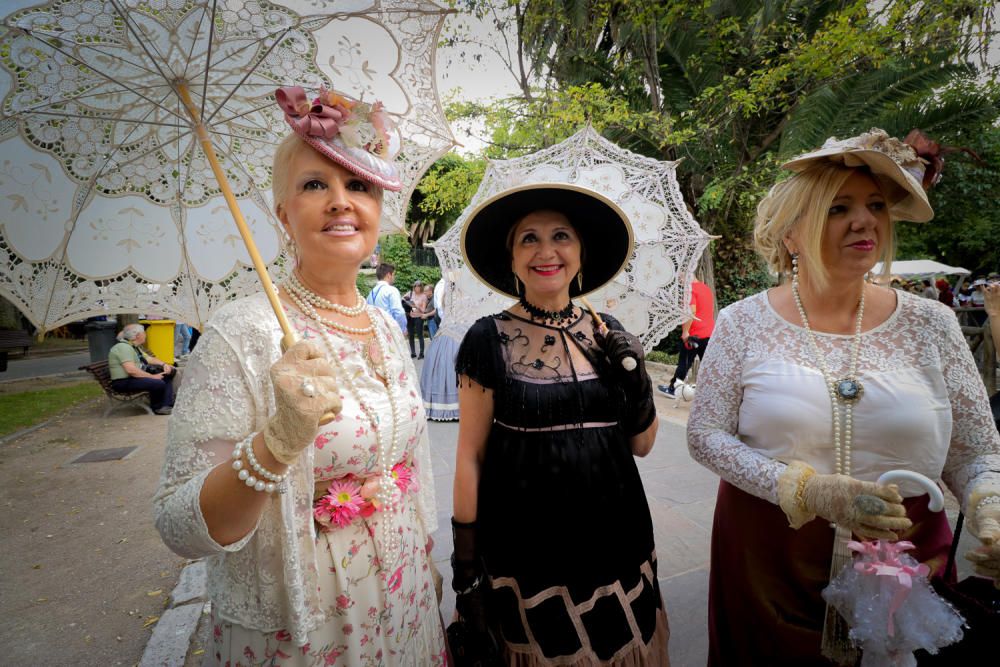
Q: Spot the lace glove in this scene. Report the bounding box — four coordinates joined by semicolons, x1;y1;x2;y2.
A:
965;496;1000;587
777;461;912;539
262;341;342;465
450;518;501;665
593;327;655;436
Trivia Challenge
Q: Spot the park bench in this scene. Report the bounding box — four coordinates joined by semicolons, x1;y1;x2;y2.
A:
0;329;34;372
78;360;154;417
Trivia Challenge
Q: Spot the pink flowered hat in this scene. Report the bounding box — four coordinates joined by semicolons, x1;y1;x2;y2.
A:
275;86;403;191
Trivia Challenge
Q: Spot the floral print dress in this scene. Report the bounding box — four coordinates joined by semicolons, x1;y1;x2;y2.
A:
161;296;445;667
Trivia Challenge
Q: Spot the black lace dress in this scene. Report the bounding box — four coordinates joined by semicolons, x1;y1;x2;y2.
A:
456;310;669;666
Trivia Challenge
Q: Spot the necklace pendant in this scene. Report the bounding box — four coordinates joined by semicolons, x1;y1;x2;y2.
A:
834;377;863;402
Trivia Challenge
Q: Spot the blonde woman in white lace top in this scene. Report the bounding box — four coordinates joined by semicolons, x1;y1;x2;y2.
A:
153;87;445;665
687;130;1000;666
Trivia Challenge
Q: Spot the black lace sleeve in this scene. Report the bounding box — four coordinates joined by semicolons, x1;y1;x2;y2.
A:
456;316;502;390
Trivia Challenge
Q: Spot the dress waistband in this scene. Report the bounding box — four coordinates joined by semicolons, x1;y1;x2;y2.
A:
494;419;618;433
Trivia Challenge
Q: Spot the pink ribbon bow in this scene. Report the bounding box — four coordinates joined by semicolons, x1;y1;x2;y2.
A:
275;86;349;141
848;540;931;637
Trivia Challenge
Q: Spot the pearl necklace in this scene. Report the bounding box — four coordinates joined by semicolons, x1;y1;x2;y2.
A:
288;271;367;316
302;304;405;567
791;254;865;476
284;280;375;335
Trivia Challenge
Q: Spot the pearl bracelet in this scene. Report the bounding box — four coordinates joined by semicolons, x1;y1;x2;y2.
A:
231;435;287;493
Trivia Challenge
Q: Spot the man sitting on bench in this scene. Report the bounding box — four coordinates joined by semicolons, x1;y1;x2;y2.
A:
108;324;176;415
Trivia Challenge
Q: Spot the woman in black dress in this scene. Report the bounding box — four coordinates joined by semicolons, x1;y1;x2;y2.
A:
450;183;670;665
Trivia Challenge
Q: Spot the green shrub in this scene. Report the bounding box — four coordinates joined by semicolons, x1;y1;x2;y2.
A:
376;234;441;293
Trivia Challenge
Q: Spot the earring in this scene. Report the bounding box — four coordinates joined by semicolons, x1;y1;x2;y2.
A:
513;274;521;296
576;271;584;291
791;253;799;289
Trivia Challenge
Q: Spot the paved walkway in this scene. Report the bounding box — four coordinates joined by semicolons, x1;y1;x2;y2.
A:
0;351;980;666
1;351;91;381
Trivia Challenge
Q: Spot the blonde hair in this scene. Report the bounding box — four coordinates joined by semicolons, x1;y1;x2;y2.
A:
271;133;384;267
753;162;895;290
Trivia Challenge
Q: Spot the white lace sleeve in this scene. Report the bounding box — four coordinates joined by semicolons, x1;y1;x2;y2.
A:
374;307;438;536
933;305;1000;514
687;305;787;503
153;326;261;558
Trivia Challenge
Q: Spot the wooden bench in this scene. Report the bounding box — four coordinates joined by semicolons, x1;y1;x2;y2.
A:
78;360;154;417
0;329;34;372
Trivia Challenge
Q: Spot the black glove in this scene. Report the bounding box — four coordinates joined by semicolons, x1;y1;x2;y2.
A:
594;326;656;436
449;518;502;666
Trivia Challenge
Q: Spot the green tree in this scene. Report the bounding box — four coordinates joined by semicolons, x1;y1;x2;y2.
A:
896;123;1000;274
409;152;487;244
448;0;999;307
376;234;441;294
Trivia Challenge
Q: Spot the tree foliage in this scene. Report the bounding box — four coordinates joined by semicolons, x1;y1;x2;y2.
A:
377;234;441;292
437;0;999;308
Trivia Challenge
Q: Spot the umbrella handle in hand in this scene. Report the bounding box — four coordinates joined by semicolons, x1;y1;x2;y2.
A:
876;470;944;512
280;333;337;426
579;296;637;371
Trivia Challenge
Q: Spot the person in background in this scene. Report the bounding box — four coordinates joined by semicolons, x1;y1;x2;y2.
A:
109;323;175;415
174;321;192;359
424;281;440;339
936;278;954;307
365;262;408;332
405;281;428;358
970;277;988;326
957;283;973;307
658;274;715;397
921;278;939;300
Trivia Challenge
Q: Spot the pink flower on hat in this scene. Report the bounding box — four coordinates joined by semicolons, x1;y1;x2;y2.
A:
276;86;348;141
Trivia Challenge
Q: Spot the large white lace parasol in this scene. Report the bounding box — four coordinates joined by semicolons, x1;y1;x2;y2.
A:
0;0;456;334
435;125;711;350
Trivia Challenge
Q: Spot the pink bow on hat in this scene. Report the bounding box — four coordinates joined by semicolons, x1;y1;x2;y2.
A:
275;86;351;141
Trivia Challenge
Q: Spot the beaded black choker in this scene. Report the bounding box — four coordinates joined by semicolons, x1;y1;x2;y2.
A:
519;297;575;325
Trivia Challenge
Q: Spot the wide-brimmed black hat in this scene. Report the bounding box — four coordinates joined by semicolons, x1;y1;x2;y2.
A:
460;183;634;299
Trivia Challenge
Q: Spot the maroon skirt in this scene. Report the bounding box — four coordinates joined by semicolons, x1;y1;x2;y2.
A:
707;480;954;667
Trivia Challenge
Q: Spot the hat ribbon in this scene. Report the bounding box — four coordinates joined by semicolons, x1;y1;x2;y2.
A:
276;86;350;142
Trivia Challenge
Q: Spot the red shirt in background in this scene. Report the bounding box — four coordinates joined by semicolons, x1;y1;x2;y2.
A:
688;280;715;338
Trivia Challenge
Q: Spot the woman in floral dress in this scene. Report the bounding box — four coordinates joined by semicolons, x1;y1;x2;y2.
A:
154;86;445;666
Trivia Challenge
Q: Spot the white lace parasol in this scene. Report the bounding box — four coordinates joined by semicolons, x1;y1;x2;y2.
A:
0;0;456;331
435;125;711;350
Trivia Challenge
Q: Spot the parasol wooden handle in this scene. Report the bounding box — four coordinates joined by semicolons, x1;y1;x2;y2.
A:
579;296;637;371
177;83;336;424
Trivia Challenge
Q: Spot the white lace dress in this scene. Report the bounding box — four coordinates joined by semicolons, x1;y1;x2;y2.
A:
689;289;1000;507
687;288;1000;664
153;293;444;666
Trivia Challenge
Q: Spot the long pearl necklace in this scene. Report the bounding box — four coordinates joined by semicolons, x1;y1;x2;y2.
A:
285;279;375;336
289;283;404;566
791;254;865;475
288;271;367;316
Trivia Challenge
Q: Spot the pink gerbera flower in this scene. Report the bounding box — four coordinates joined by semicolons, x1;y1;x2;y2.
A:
314;479;363;529
391;463;415;493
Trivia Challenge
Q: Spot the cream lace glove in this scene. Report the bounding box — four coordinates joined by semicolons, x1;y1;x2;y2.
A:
965;494;1000;587
262;340;342;465
778;461;912;540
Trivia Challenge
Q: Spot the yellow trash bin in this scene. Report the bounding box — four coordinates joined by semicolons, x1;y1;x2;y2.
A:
139;319;175;365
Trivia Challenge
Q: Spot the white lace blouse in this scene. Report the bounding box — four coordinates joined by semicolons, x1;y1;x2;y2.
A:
688;289;1000;529
152;292;438;645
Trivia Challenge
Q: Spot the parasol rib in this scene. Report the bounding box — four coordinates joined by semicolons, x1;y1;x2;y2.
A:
176;82;295;351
